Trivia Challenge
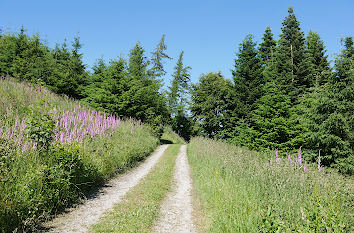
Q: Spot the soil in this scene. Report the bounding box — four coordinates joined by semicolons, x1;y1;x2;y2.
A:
42;145;169;233
153;145;196;233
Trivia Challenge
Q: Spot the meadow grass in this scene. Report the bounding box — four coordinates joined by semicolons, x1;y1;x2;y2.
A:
0;77;85;125
90;144;180;233
0;78;159;232
160;126;186;145
188;137;353;232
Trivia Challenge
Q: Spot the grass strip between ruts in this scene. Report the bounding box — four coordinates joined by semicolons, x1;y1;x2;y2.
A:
89;144;180;233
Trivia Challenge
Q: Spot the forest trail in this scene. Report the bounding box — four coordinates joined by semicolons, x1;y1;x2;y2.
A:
153;145;196;233
43;145;169;233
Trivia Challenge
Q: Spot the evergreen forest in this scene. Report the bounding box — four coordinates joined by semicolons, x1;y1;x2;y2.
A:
0;7;352;175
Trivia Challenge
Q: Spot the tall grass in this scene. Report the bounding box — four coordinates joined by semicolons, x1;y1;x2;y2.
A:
188;137;353;232
0;78;159;232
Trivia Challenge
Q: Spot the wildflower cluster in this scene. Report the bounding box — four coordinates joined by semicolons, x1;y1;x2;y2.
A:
0;104;122;152
270;147;323;172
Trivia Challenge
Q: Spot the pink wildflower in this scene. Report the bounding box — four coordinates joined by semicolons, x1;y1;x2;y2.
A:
318;150;322;171
288;154;292;165
297;146;302;165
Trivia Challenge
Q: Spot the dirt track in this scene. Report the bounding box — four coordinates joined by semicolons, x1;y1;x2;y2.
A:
43;145;169;233
153;145;196;233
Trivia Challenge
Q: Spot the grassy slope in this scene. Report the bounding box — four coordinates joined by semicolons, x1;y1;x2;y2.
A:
90;144;180;233
0;78;159;232
188;137;353;232
160;126;186;145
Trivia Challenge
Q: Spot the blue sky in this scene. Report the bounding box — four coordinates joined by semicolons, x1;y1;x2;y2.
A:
1;0;353;87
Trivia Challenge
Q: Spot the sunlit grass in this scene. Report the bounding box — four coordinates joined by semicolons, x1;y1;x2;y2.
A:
90;144;180;233
0;77;159;232
188;137;353;232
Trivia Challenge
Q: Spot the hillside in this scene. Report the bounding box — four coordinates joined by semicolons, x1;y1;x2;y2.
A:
188;137;354;232
0;77;160;232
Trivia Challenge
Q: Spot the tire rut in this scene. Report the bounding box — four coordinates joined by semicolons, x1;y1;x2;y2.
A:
43;145;169;233
153;145;196;233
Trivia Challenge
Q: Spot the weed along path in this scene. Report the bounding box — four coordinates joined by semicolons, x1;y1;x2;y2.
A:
43;145;169;233
153;145;196;233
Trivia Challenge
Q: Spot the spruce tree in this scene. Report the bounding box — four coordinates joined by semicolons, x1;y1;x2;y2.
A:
249;80;305;150
259;26;277;65
301;37;353;174
120;43;168;130
82;58;115;113
306;31;331;85
128;42;148;81
232;34;264;122
68;36;87;99
0;34;20;76
275;7;312;102
49;40;72;93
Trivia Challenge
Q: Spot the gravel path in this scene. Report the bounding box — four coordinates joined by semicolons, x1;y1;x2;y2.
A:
153;145;196;233
43;145;169;233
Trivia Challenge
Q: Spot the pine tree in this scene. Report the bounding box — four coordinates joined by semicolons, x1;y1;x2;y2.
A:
306;31;331;85
259;26;277;65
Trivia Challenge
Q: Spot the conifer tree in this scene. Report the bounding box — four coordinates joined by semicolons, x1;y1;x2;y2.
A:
68;36;87;99
249;80;305;150
107;57;127;109
0;34;20;76
306;31;331;85
167;51;192;140
275;7;312;102
232;34;264;120
301;37;353;174
48;36;87;99
11;27;30;79
120;43;168;130
49;40;72;93
168;51;191;116
150;34;171;80
128;42;148;81
259;26;277;65
81;58;115;113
